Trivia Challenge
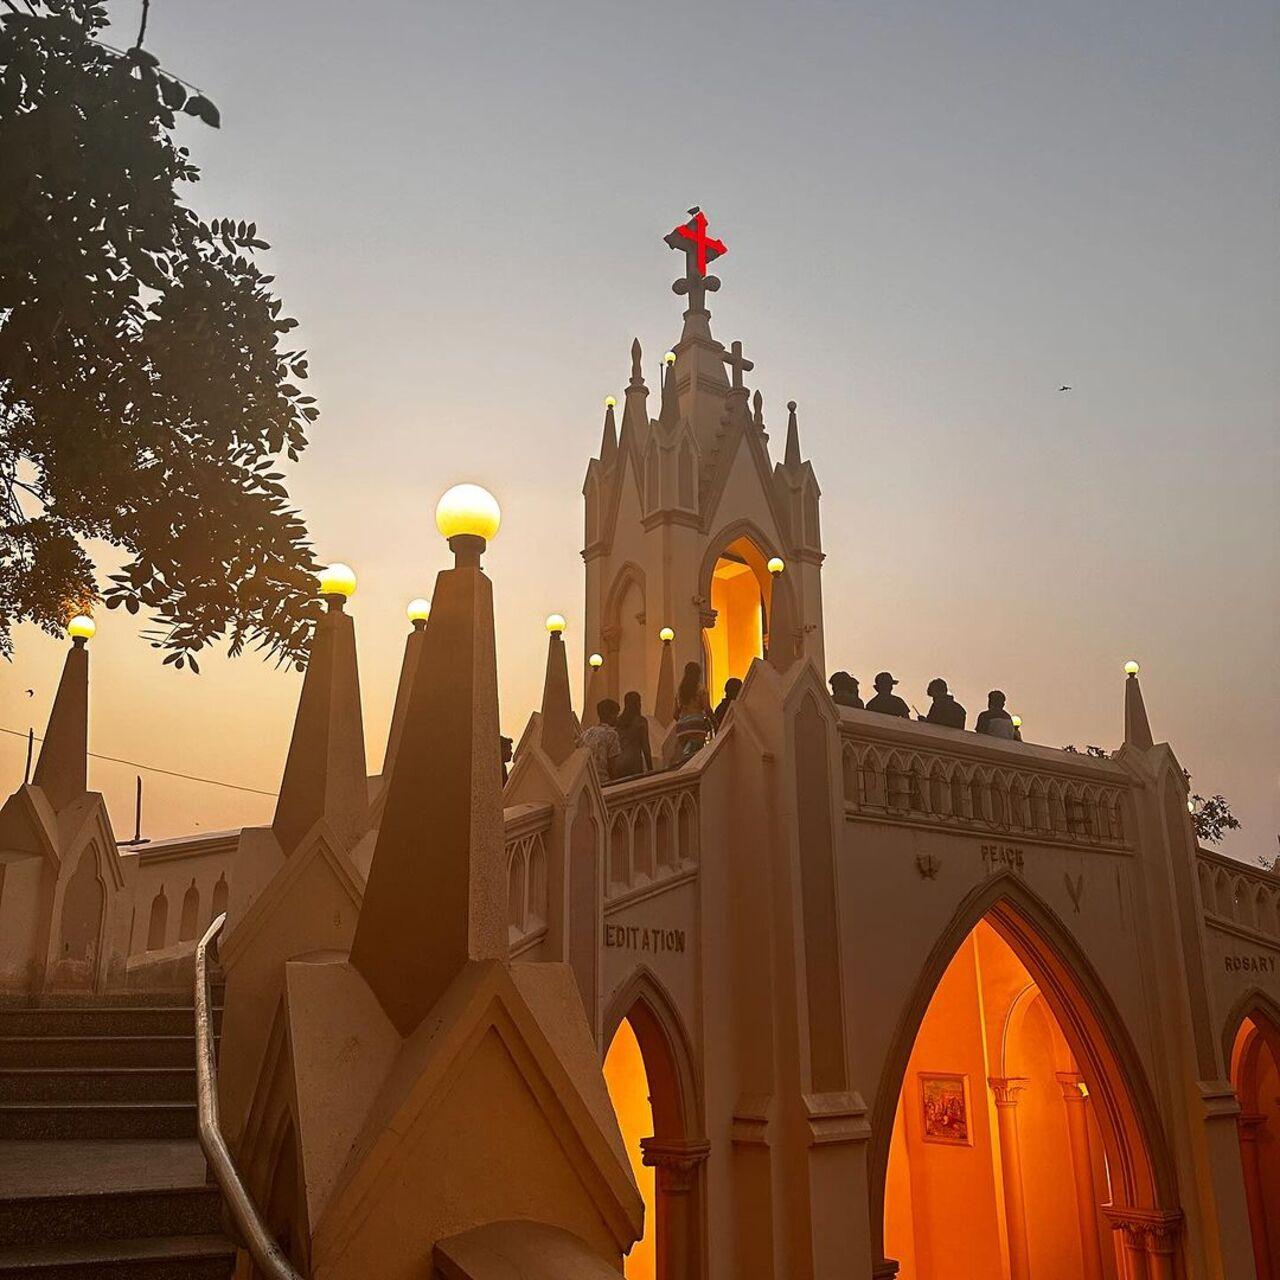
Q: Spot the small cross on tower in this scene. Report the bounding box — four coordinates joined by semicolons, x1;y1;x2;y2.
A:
665;207;727;312
721;340;754;391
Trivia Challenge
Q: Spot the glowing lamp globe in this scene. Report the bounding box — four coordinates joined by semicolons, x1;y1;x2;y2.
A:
663;351;676;366
1124;659;1140;676
435;484;501;542
1187;799;1196;814
604;395;617;409
319;563;357;598
545;613;567;634
767;556;785;576
66;614;96;641
1011;715;1023;728
406;597;431;623
588;652;603;668
659;626;675;643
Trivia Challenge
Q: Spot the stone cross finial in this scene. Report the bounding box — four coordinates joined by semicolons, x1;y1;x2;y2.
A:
721;339;754;390
664;207;726;313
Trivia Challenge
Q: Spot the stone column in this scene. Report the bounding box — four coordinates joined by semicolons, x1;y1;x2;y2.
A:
989;1077;1032;1280
1057;1072;1105;1280
642;1136;710;1280
1238;1113;1272;1280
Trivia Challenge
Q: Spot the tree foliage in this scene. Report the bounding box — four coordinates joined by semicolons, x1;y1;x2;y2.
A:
1182;771;1242;847
0;0;320;669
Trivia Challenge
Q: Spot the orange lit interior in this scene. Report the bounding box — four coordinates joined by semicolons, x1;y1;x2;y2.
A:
1230;1011;1280;1280
885;920;1118;1280
704;537;769;705
604;1016;657;1280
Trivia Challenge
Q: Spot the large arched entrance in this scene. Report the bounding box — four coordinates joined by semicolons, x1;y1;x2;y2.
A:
1229;1001;1280;1280
602;977;706;1280
702;533;774;705
875;892;1179;1280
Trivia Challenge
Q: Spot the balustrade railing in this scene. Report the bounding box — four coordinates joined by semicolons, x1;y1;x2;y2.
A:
601;772;700;903
504;804;552;953
839;726;1130;851
1197;848;1280;944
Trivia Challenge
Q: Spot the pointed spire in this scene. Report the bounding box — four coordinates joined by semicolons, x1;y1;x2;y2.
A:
752;389;764;431
784;400;802;467
350;535;506;1036
599;399;618;467
1123;662;1154;750
539;624;577;765
32;636;89;812
767;577;798;672
655;633;676;727
629;337;644;388
272;598;369;857
383;618;427;781
659;355;682;434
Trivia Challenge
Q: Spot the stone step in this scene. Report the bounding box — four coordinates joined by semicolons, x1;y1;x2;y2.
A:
0;1069;196;1104
0;1102;196;1141
0;1183;223;1248
0;1037;202;1069
0;1008;219;1039
0;1233;235;1279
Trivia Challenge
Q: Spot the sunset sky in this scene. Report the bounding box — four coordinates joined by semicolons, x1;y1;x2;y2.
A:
1;0;1275;854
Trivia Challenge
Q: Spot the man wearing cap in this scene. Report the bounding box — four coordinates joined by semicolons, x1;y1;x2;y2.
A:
921;677;966;729
866;671;910;718
829;671;863;709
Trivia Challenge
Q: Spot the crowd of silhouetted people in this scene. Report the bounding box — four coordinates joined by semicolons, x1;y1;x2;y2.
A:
828;670;1022;740
557;661;1024;788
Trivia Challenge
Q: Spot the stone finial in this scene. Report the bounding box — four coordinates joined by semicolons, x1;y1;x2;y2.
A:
720;339;754;392
784;400;802;468
272;603;369;857
32;638;89;812
350;552;506;1037
752;389;764;429
629;337;644;388
539;628;577;766
1124;664;1154;750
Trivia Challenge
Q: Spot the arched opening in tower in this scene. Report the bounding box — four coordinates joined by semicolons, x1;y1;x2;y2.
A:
603;1015;656;1279
704;536;771;705
883;917;1164;1280
1230;1010;1280;1279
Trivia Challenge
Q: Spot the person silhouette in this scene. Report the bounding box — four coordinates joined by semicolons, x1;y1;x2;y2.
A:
829;671;863;709
865;671;910;718
975;690;1016;739
674;662;713;761
921;677;966;729
614;691;653;779
714;677;743;728
578;699;622;779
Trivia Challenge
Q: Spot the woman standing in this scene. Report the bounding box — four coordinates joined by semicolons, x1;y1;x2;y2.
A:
614;691;653;779
673;662;713;762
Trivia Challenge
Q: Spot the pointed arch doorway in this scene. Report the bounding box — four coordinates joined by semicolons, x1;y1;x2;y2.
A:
602;977;706;1280
876;896;1179;1280
1229;1002;1280;1280
702;534;774;706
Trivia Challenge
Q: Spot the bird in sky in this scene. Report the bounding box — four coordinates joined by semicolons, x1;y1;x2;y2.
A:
24;689;34;697
1058;385;1073;392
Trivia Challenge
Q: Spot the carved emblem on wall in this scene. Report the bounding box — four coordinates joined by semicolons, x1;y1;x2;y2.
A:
1065;871;1085;913
915;853;940;880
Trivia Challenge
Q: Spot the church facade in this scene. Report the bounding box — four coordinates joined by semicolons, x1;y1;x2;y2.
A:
0;211;1277;1280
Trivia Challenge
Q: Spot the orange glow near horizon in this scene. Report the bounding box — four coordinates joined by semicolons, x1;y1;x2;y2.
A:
603;1017;656;1280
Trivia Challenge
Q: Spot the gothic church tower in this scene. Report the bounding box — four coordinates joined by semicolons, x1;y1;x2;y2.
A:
582;209;826;719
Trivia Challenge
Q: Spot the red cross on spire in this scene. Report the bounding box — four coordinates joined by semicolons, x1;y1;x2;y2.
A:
664;207;727;312
667;208;726;277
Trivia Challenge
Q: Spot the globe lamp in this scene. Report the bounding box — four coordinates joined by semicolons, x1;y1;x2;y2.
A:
659;626;675;643
588;652;604;668
406;597;431;627
319;563;357;607
436;483;501;567
546;613;566;635
66;614;96;644
767;556;785;576
1124;659;1140;677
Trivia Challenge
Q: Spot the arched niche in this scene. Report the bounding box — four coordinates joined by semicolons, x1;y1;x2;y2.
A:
871;877;1179;1278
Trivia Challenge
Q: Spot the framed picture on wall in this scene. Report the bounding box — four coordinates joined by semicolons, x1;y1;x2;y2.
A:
919;1073;971;1145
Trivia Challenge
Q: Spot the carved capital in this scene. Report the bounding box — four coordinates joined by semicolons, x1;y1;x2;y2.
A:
988;1076;1029;1107
1055;1071;1086;1102
872;1260;901;1280
1103;1207;1183;1256
1237;1112;1267;1141
641;1136;710;1193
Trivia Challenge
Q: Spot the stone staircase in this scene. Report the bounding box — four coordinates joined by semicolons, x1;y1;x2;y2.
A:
0;995;237;1278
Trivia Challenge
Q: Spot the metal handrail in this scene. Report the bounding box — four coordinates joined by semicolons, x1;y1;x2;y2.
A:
195;913;306;1280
